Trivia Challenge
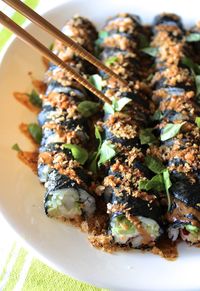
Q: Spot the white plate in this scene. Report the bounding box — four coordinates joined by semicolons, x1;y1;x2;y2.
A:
1;1;200;290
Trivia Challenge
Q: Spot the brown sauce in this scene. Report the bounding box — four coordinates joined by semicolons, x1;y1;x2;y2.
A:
18;151;38;174
13;92;40;113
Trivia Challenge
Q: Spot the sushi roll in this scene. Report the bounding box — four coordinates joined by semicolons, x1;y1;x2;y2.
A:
150;13;200;244
92;14;163;249
37;16;98;223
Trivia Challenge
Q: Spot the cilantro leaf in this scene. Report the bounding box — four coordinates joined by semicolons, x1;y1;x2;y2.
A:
98;140;116;166
139;174;165;192
63;144;88;165
89;126;102;173
89;74;102;91
160;122;185;141
182;57;200;75
78;101;99;117
104;97;132;114
145;155;165;174
28;123;42;144
139;128;157;145
151;110;163;121
162;169;172;211
186;33;200;42
141;47;158;57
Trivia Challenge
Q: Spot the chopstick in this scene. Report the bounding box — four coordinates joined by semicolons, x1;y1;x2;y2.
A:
2;0;127;88
0;11;112;104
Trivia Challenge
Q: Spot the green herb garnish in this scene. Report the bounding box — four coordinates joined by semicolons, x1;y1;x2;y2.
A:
141;47;158;57
151;110;163;121
140;156;172;210
103;97;132;114
139;174;165;192
139;34;149;49
77;101;99;117
162;169;172;211
95;31;109;46
145;155;165;174
195;117;200;128
99;31;109;39
160;122;185;141
28;123;42;144
28;90;42;108
181;56;200;75
139;128;157;145
186;33;200;42
63;144;88;165
89;74;102;91
181;57;200;101
146;73;154;82
139;169;172;210
105;56;118;66
89;126;102;173
98;140;116;166
12;143;21;152
195;75;200;96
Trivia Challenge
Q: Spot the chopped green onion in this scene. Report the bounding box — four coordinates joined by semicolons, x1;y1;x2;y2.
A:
63;144;88;165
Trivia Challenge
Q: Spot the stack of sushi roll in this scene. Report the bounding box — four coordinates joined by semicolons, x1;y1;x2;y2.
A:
94;14;163;248
150;13;200;244
37;16;98;223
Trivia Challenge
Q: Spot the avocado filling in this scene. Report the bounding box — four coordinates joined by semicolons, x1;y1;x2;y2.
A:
181;224;200;244
110;214;160;246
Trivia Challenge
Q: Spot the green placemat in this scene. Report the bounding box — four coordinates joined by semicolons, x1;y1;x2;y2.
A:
0;242;105;291
0;2;107;290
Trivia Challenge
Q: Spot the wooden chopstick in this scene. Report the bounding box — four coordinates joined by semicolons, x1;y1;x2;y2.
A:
2;0;128;87
0;11;112;104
